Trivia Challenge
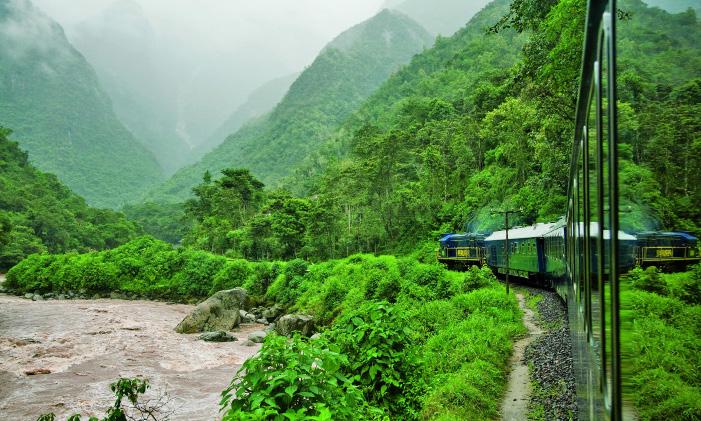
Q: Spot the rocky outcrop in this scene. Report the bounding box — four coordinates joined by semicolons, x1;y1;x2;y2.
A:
275;314;315;337
199;331;237;342
175;288;248;334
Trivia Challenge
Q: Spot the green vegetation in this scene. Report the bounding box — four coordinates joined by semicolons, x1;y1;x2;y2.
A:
147;9;432;202
621;265;701;420
0;128;140;271
0;1;163;208
9;237;523;419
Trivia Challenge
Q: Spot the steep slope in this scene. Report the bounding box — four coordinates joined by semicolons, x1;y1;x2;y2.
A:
68;0;191;174
0;127;140;270
0;0;163;208
192;72;299;163
149;9;432;202
384;0;492;36
301;0;700;252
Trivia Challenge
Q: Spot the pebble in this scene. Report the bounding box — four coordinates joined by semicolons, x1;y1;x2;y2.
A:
523;287;577;420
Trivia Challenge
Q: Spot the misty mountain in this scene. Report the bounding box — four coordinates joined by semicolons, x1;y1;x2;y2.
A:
148;9;432;202
192;72;299;164
68;0;191;174
383;0;491;36
0;0;163;208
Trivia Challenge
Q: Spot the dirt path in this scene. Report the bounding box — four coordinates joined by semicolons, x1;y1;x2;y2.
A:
500;293;544;421
0;294;262;420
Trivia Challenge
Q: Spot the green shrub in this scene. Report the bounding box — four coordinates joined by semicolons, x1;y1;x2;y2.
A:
633;369;701;421
626;266;668;295
421;359;503;420
210;259;252;294
327;301;425;419
220;335;367;420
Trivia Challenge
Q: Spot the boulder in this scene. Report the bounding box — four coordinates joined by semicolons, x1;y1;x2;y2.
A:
275;314;315;337
175;288;248;334
239;310;256;323
248;330;267;343
262;305;284;322
199;331;237;342
24;293;33;300
32;294;44;301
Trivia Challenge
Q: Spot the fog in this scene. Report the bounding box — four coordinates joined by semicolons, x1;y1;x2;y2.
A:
30;0;387;170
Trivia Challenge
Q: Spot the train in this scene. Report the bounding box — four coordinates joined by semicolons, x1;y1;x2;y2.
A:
437;222;700;281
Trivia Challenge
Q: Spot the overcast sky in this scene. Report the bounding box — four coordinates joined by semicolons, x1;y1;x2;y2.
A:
30;0;390;145
33;0;386;59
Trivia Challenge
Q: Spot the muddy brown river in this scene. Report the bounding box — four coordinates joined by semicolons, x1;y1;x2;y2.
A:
0;288;262;420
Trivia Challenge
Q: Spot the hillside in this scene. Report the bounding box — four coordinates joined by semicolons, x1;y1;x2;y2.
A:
192;72;299;164
300;0;701;252
68;0;191;174
384;0;492;36
147;9;432;203
0;0;164;208
0;127;140;270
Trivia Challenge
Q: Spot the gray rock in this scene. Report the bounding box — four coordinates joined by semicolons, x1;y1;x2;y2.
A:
57;294;66;300
175;288;249;334
310;333;322;340
24;293;33;300
262;305;284;322
276;314;315;337
256;318;269;325
32;294;44;301
243;340;257;347
239;310;256;323
199;331;237;342
248;330;267;343
265;323;276;333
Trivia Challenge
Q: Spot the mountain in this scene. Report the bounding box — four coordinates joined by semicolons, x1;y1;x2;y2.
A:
68;0;191;174
192;72;299;163
0;0;163;208
148;9;433;202
0;127;140;270
383;0;492;36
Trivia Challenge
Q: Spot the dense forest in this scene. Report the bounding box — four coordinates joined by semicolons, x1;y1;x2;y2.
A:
0;127;139;270
134;0;701;257
0;0;164;208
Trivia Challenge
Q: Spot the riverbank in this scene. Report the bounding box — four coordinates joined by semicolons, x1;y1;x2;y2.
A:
0;292;262;420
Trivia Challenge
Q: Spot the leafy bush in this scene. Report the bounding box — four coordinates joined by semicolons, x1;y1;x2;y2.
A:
626;266;668;295
327;301;425;419
220;335;366;420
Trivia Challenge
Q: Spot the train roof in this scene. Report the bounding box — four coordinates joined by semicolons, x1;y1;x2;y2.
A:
485;223;558;241
486;222;637;241
571;222;637;240
636;231;697;240
439;233;486;241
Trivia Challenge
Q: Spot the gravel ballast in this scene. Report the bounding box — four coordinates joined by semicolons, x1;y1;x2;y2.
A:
523;287;577;420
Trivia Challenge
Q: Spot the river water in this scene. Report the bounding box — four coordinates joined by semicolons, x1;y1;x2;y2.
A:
0;289;262;420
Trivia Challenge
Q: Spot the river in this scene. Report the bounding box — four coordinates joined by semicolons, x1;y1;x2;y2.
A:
0;285;262;420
